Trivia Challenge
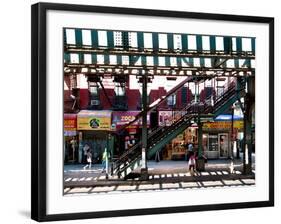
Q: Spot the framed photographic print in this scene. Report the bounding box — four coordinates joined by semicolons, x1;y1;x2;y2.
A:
31;2;274;222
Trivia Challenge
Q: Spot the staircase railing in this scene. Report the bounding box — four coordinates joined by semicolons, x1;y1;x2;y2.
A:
115;76;192;133
112;78;245;177
112;103;193;174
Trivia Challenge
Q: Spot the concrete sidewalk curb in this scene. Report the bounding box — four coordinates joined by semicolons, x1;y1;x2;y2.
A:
64;173;255;188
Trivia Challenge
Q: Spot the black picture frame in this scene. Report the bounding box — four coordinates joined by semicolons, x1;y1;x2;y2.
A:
31;2;274;222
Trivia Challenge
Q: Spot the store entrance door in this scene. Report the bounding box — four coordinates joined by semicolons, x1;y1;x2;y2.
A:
218;133;229;158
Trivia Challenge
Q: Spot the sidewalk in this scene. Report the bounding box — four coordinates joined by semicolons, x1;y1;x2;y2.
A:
64;156;255;176
64;157;255;190
64;160;255;194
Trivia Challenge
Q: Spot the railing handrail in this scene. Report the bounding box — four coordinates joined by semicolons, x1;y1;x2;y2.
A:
113;79;246;174
115;77;192;133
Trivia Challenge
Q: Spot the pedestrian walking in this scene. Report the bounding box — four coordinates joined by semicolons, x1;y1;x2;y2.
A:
185;142;193;161
83;144;90;164
78;141;83;163
155;150;160;162
188;151;196;176
83;149;92;170
70;137;77;162
188;142;193;152
102;148;108;172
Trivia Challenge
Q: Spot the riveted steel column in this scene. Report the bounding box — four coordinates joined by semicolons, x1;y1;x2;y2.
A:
251;37;256;55
75;29;82;47
243;77;254;175
141;73;148;178
181;34;188;52
236;37;242;54
91;30;99;48
198;116;203;158
197;114;205;171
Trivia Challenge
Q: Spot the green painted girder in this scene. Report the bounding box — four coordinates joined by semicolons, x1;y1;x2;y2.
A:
75;29;82;47
223;36;232;54
210;36;216;53
236;37;242;53
91;53;97;64
91;30;99;48
64;51;254;69
251;37;256;55
64;53;70;63
167;33;174;52
122;31;129;50
181;34;188;52
137;32;144;51
196;35;203;53
64;28;256;55
152;33;159;52
63;29;67;45
107;31;114;49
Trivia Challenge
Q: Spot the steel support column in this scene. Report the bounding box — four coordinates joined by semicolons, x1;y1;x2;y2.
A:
197;114;205;171
242;77;254;175
243;100;253;175
140;73;148;179
197;116;203;158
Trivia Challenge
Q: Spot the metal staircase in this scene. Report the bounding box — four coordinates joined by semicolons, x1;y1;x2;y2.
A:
112;80;245;179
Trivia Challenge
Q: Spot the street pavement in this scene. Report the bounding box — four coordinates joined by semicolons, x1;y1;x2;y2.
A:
64;157;255;195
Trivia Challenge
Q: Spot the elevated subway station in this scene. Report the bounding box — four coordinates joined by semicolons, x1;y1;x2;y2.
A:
63;28;255;180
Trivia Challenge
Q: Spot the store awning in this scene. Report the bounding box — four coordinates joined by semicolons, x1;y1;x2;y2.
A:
215;114;243;121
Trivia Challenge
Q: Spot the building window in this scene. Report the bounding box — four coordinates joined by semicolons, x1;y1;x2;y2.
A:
167;94;176;107
114;82;126;96
88;82;100;108
89;82;99;96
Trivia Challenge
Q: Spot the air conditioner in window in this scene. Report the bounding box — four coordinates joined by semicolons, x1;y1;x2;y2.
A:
91;100;100;105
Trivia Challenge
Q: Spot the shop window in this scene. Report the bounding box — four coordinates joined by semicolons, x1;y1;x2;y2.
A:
208;134;218;151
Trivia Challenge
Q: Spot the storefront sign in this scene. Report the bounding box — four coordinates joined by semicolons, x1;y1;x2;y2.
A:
112;111;150;129
158;110;186;126
203;121;243;130
77;110;112;130
64;114;77;131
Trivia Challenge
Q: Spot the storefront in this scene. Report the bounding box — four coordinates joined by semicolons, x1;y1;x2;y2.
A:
202;118;243;159
112;111;150;156
64;114;77;163
158;110;198;160
77;110;113;163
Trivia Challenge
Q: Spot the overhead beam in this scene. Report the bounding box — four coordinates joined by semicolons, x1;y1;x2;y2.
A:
64;47;255;59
